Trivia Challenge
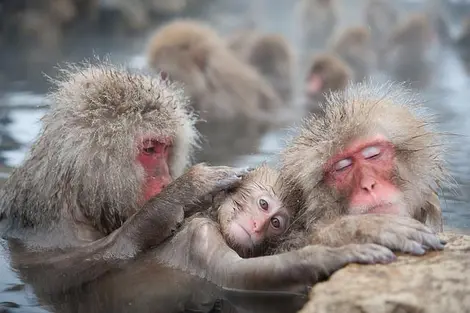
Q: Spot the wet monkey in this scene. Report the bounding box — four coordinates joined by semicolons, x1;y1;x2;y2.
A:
0;60;249;292
303;53;352;112
329;26;376;83
364;0;399;54
295;0;337;49
228;32;294;103
151;164;397;290
279;82;448;255
146;19;283;123
385;14;436;88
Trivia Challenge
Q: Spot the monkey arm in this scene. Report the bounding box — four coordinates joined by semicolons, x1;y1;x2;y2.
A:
159;218;395;291
310;214;446;255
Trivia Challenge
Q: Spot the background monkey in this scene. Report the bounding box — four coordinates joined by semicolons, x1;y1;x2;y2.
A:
228;31;295;104
303;53;352;113
146;19;283;123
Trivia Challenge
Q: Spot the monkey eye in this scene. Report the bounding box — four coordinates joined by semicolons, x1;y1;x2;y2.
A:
361;146;381;159
259;198;269;211
271;217;281;229
334;158;352;171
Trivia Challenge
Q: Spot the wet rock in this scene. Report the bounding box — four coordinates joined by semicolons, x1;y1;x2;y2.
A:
299;232;470;313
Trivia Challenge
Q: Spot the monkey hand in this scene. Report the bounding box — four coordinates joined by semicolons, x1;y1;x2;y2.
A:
184;163;253;199
314;215;446;256
292;244;395;284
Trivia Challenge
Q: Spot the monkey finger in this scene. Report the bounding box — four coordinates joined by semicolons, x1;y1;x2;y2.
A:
401;240;426;255
212;176;243;193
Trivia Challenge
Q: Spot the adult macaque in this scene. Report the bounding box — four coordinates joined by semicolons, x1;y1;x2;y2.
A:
364;0;399;54
303;53;352;112
228;32;294;103
329;26;376;82
295;0;337;49
385;14;436;88
279;82;448;255
146;19;283;123
0;61;248;292
151;164;396;290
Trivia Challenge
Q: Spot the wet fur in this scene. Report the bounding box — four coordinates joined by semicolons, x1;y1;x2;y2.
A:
280;82;450;249
0;60;199;236
146;19;282;121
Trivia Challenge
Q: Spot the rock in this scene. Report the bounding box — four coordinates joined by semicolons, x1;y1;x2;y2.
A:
299;232;470;313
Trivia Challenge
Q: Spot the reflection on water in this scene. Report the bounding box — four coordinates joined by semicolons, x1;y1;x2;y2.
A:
0;0;470;312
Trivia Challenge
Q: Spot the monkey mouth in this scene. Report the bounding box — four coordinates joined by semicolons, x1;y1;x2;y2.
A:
366;202;400;214
230;222;255;250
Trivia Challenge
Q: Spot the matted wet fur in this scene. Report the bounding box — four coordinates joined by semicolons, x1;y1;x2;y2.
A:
279;82;450;250
0;59;199;236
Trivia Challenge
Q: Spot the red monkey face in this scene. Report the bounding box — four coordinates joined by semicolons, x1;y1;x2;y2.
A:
324;135;406;216
137;138;173;202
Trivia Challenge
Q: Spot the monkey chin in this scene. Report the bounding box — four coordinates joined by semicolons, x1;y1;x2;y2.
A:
228;222;256;251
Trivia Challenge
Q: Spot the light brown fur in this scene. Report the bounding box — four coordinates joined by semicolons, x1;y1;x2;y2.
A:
279;82;449;251
329;26;376;82
296;0;337;48
385;14;435;88
146;19;283;122
228;32;294;103
1;60;198;237
304;53;352;111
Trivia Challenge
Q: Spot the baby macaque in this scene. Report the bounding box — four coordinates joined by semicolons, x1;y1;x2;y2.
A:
153;164;396;290
303;53;352;112
295;0;338;49
214;164;291;257
329;26;376;82
228;31;294;103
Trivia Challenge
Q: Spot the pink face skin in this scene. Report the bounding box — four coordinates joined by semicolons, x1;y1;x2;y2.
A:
306;74;324;97
227;190;290;251
324;135;406;216
136;138;173;202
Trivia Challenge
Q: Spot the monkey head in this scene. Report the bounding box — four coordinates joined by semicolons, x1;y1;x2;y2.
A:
146;19;223;101
2;60;199;234
217;164;291;257
248;34;293;77
305;53;352;99
282;83;448;230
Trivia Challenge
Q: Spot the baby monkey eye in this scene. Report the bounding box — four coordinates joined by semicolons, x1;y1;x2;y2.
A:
259;199;269;211
271;217;281;229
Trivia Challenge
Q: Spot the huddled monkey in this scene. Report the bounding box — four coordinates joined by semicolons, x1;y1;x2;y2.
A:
384;14;436;88
153;163;396;290
0;60;249;292
146;19;283;123
278;82;448;255
364;0;399;55
0;61;397;306
228;31;294;103
303;53;352;113
329;26;376;83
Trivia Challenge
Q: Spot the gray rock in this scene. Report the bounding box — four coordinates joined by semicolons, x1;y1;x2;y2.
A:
299;232;470;313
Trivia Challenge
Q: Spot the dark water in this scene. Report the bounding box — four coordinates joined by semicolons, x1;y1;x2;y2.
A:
0;0;469;312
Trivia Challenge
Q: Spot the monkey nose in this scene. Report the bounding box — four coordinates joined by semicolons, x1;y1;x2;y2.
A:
360;177;376;192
